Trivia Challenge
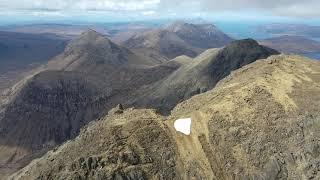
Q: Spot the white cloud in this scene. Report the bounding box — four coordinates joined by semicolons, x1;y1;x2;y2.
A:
159;0;320;17
0;0;160;11
31;11;66;17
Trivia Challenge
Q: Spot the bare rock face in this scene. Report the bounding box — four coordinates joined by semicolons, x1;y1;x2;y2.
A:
10;55;320;179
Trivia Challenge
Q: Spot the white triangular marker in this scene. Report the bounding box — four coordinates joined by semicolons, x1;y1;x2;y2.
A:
174;118;192;135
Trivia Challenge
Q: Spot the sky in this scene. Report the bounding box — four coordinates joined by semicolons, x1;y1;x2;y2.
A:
0;0;319;23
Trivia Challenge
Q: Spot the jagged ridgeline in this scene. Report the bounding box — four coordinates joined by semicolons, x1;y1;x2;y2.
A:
0;28;278;177
10;55;320;179
1;26;307;179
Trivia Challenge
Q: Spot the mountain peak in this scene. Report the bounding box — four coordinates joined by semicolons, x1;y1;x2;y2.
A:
166;21;194;32
73;28;111;45
80;28;104;38
48;29;148;72
166;21;218;33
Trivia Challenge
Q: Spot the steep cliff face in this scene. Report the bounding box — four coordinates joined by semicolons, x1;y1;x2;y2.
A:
0;71;108;149
10;55;320;180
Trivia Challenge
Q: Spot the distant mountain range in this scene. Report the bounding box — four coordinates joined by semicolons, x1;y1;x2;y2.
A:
257;23;320;38
0;23;157;39
121;21;233;59
0;21;233;95
259;35;320;54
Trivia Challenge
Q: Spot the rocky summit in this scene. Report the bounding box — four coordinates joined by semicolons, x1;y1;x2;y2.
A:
9;55;320;179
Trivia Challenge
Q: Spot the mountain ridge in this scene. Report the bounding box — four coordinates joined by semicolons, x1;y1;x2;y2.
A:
0;35;277;177
9;54;320;179
131;39;279;113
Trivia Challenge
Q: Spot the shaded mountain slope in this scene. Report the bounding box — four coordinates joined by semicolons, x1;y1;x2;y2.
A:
132;39;279;113
10;55;320;179
259;35;320;54
0;30;184;176
122;21;233;60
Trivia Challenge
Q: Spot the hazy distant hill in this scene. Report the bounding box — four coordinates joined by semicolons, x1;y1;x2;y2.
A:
122;21;233;59
259;35;320;54
166;21;233;49
0;24;110;38
0;23;157;39
257;23;320;38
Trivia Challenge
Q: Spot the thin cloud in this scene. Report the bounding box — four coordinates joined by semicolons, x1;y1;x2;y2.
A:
0;0;319;18
159;0;320;17
0;0;160;11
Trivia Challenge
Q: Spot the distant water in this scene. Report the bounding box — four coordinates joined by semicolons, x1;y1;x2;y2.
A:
311;38;320;42
214;21;272;40
300;53;320;60
214;21;320;42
